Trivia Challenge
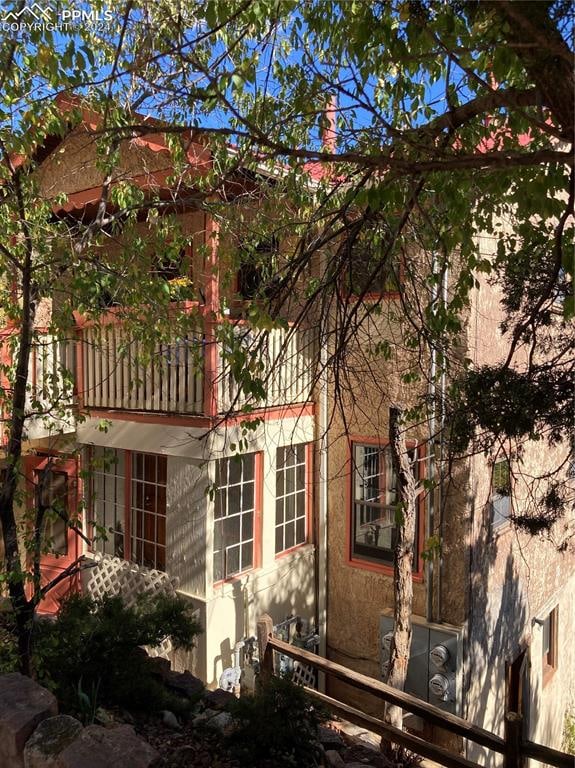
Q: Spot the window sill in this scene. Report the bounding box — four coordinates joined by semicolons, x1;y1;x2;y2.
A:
275;541;311;561
347;556;424;583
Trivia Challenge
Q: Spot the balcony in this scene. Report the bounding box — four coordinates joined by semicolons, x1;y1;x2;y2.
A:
79;321;314;417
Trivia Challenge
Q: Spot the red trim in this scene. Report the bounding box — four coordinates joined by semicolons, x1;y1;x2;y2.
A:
203;212;220;417
345;435;425;581
213;450;264;590
254;451;264;569
124;451;132;561
84;402;315;428
275;442;315;560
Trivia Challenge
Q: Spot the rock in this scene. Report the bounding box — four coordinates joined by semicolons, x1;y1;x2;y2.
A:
324;749;346;768
24;716;83;768
206;711;236;736
0;672;58;768
57;724;159;768
146;656;171;679
202;688;236;711
161;711;181;730
164;671;204;700
318;725;344;750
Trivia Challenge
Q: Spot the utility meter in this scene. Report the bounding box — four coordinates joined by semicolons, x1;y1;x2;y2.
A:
430;643;450;670
429;673;455;702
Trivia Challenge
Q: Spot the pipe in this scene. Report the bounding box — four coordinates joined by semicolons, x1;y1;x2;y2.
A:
426;254;439;623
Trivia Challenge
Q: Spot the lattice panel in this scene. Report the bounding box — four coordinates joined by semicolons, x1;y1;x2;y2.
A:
84;554;179;658
292;662;316;688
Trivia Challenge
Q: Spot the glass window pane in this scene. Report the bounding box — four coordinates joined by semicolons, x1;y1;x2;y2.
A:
242;510;254;540
241;542;253;571
285;494;295;521
296;517;305;545
229;457;242;486
284;522;295;550
243;455;255;482
243;481;254;511
226;545;240;577
276;498;284;525
224;515;241;547
275;526;283;554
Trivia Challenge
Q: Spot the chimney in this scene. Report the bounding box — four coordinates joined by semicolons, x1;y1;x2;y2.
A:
321;95;337;153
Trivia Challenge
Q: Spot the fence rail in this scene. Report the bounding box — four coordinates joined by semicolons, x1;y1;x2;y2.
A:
256;614;573;768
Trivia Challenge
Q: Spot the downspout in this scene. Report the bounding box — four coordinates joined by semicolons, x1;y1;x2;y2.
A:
437;262;449;623
316;277;329;683
426;254;439;623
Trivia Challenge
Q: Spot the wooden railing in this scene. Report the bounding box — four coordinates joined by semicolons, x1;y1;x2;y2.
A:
256;614;573;768
80;323;204;414
218;325;315;413
80;322;315;416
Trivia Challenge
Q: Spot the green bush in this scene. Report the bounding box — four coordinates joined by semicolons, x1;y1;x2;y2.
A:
0;612;19;674
227;676;323;767
34;592;201;717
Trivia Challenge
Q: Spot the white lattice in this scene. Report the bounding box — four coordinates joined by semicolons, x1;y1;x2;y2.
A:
84;554;180;658
292;662;316;688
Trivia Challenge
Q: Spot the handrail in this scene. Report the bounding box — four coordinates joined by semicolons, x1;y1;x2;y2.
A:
257;614;574;768
267;635;505;753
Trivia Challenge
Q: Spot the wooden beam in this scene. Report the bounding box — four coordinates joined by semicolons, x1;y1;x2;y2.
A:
267;636;505;753
303;687;481;768
520;740;574;768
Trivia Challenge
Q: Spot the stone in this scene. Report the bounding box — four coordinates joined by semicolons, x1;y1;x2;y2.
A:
202;688;236;711
324;749;346;768
161;710;181;730
164;670;204;700
57;724;159;768
24;716;83;768
146;655;171;679
206;711;236;736
318;725;344;750
0;672;58;768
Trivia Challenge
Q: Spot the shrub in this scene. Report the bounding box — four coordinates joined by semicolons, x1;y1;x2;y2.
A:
34;592;201;717
227;676;323;767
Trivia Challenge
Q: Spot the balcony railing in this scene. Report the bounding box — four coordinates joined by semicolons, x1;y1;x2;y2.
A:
80;322;314;416
217;325;315;413
80;323;204;414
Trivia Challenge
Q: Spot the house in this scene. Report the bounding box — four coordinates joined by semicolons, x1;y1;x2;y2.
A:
5;101;319;686
323;231;575;759
4;98;574;759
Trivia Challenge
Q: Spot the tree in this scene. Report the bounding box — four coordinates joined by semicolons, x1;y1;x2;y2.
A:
111;0;573;737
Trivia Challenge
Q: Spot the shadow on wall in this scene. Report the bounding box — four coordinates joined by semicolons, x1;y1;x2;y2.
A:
209;554;317;687
465;501;534;768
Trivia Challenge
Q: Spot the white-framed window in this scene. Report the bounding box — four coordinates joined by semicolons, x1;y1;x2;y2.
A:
213;453;257;582
89;447;167;571
275;444;308;554
491;459;511;528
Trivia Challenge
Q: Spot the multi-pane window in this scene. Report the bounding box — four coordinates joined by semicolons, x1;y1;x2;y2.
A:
36;468;69;556
131;453;167;571
214;454;256;582
90;448;167;571
275;445;307;554
491;459;511;529
351;443;417;566
91;449;126;560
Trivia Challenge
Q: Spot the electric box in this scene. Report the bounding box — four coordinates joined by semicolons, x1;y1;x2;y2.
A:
379;614;462;718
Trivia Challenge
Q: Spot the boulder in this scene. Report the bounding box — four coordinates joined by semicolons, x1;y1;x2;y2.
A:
164;670;204;700
0;672;58;768
324;750;346;768
318;725;344;750
202;688;236;711
24;716;83;768
57;724;159;768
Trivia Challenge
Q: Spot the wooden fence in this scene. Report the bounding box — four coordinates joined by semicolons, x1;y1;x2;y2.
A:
256;614;573;768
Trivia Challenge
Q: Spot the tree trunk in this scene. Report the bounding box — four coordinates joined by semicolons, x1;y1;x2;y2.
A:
382;405;418;752
0;245;38;675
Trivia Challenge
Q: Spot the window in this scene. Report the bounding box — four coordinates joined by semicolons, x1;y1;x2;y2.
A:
351;443;417;566
214;454;257;581
542;607;558;683
237;237;278;300
275;444;308;554
491;459;511;529
345;229;401;297
36;468;69;556
90;448;167;571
